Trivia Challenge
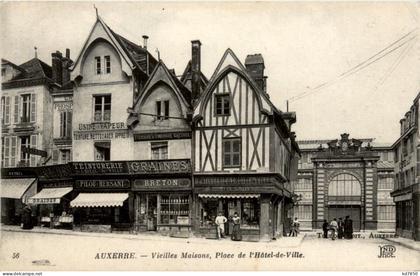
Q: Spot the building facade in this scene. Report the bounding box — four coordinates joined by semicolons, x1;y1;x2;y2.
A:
295;134;395;231
391;93;420;240
192;49;300;241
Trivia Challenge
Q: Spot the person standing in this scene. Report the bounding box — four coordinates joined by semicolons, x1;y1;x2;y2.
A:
337;217;344;239
329;218;338;240
290;217;299;237
21;204;33;230
322;220;329;238
215;212;227;239
347;216;353;239
231;212;242;241
344;216;353;239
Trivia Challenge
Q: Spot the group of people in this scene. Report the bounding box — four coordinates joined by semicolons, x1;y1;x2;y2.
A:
215;212;242;241
322;216;353;240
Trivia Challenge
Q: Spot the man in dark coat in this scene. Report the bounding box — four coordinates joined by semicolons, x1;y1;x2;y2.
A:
21;205;33;230
322;220;329;238
344;215;353;239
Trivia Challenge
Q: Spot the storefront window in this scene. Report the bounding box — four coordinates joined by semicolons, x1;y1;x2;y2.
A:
200;198;218;227
160;194;190;225
241;198;259;227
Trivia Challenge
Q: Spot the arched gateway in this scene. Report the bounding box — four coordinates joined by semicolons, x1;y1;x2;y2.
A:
327;173;362;231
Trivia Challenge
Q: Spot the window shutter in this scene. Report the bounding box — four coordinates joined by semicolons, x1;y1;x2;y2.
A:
30;134;38;166
10;136;17;167
4;136;10;167
13;95;19;124
5;96;10;124
30;94;36;122
52;149;59;165
66;112;72;138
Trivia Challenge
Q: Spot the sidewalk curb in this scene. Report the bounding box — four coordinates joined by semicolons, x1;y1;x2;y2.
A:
1;227;303;247
382;237;420;252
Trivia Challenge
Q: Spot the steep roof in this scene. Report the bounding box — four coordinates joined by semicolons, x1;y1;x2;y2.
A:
107;25;158;75
180;60;209;88
3;58;52;82
1;59;26;74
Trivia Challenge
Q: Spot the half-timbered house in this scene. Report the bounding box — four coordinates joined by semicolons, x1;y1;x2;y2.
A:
192;49;300;241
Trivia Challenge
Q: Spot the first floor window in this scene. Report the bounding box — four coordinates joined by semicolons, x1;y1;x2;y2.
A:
151;141;168;159
60;149;71;164
93;95;111;122
60;111;72;138
223;138;241;168
94;141;110;161
294;205;312;220
1;96;10;125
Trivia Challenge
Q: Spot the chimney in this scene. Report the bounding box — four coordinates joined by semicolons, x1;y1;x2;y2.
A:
142;35;150;75
62;48;71;85
51;51;63;85
191;40;202;102
142;35;149;50
245;54;267;93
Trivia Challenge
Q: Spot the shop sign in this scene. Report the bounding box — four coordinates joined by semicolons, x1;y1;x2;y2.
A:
41;181;73;189
133;178;191;190
73;130;128;140
393;193;412;202
177;216;190;225
134;131;191;141
37;164;73;180
78;122;126;131
28;198;60;204
195;176;275;186
128;160;191;174
54;102;73;112
21;146;48;157
75;179;131;190
72;162;127;175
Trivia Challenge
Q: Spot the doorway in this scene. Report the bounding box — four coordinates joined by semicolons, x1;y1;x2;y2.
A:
147;195;157;231
328;205;361;231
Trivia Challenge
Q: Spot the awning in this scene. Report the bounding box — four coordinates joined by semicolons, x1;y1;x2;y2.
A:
28;187;73;205
70;193;129;208
198;194;260;199
1;178;37;199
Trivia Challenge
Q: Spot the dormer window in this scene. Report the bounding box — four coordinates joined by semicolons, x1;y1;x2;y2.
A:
95;56;101;74
215;94;230;116
95;56;111;75
105;55;111;74
156;100;169;120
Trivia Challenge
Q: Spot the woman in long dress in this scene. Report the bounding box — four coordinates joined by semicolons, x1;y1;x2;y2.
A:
231;212;242;241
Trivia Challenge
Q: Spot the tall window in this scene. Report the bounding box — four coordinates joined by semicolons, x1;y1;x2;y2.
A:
378;177;394;190
60;111;72;138
94;142;110;161
93;95;111;122
20;136;30;165
1;68;6;77
215;94;230;116
223;138;241;168
105;55;111;74
21;94;31;123
156;100;169;120
294;205;312;220
151;141;168;160
95;56;101;74
295;178;312;190
1;96;10;125
328;173;361;198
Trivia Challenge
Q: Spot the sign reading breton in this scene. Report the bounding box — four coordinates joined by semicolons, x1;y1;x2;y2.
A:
133;178;191;190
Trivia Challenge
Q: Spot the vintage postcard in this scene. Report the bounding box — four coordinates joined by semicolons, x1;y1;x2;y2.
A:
0;1;419;272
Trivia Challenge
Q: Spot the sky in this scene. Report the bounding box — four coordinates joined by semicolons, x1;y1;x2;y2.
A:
1;1;419;144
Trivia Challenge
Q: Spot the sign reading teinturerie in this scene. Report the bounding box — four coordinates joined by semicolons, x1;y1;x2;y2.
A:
133;178;191;190
128;160;191;174
72;162;127;175
75;179;130;189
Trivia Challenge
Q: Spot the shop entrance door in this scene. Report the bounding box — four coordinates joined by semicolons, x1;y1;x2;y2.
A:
147;195;157;231
328;205;361;231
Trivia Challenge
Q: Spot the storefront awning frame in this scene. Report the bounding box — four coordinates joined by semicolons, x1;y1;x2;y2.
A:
1;178;37;201
198;194;260;199
70;193;129;208
28;187;73;205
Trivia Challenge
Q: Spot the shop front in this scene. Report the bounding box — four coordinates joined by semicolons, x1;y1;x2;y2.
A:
70;162;134;233
194;174;292;241
128;159;192;237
